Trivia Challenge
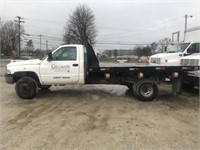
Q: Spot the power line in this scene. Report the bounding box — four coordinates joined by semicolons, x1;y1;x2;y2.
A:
22;33;62;49
22;36;61;45
31;41;58;47
25;25;63;37
98;15;183;38
22;33;63;41
23;15;184;42
95;42;149;46
25;18;65;24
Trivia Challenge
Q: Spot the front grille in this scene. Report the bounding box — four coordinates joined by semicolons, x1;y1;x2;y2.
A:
150;58;161;64
181;59;199;66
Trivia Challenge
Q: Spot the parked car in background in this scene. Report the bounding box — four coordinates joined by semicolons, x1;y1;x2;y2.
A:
116;56;130;63
138;56;149;63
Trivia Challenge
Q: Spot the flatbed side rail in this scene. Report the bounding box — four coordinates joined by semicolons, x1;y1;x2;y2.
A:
88;66;200;73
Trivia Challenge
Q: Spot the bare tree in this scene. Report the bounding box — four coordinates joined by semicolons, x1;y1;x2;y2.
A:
63;4;97;45
26;39;34;51
0;20;24;56
24;39;34;56
114;49;118;58
150;42;158;54
158;38;171;53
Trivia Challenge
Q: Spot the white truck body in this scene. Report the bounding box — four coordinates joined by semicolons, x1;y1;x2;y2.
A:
180;53;200;77
7;45;86;85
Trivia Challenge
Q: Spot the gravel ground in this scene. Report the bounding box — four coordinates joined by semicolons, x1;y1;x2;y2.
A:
0;60;199;150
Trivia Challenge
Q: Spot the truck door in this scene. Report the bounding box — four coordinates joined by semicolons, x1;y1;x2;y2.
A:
39;46;80;85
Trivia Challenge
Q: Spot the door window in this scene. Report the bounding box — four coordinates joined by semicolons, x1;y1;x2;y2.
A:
187;43;200;53
52;47;77;61
196;44;200;53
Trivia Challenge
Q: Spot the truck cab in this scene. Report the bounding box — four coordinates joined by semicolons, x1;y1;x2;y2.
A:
6;45;87;86
40;45;86;85
149;42;200;65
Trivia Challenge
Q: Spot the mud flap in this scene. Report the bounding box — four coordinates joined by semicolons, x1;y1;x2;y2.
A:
172;77;182;95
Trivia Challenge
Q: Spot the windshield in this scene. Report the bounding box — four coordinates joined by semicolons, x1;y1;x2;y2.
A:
167;43;190;53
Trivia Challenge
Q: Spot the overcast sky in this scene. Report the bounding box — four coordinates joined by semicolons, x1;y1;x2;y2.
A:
1;0;200;51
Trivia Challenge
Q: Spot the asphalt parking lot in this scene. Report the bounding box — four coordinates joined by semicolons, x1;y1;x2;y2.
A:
0;60;199;150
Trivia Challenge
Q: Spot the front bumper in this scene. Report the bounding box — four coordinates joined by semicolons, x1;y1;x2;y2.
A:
5;74;14;84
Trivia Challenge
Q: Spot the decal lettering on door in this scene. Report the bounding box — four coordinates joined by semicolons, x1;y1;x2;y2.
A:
51;64;70;72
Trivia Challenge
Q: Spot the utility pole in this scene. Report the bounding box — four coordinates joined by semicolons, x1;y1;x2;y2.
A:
46;40;48;51
14;16;25;56
184;14;193;41
38;35;42;50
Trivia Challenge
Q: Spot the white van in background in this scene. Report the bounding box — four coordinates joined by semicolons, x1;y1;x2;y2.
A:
149;26;200;65
180;53;200;89
149;42;200;66
149;42;200;89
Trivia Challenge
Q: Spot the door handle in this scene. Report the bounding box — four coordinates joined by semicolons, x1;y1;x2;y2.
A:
73;64;79;67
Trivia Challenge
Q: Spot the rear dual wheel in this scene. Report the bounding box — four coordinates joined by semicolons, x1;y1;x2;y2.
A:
133;79;158;101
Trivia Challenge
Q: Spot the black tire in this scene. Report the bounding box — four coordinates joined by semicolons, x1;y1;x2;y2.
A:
135;79;158;101
40;85;51;90
15;77;37;99
133;82;138;96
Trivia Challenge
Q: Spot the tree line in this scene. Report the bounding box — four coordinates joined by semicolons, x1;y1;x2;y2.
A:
102;38;171;58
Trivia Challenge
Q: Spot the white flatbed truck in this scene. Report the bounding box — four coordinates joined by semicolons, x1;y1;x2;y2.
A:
5;42;199;101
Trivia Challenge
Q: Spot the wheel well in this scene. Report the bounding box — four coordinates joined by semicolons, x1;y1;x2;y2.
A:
13;72;41;85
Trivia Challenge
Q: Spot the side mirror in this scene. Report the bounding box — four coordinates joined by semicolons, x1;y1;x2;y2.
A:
47;52;53;61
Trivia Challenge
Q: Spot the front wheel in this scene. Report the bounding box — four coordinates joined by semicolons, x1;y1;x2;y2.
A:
134;79;158;101
15;77;37;99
